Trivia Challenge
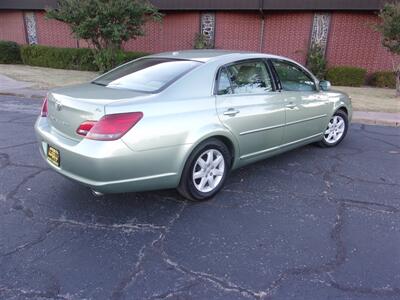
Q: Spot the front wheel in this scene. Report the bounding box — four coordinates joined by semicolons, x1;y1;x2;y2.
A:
318;110;349;147
177;139;231;201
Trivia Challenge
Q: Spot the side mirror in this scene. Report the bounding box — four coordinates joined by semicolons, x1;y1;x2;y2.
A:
319;80;331;91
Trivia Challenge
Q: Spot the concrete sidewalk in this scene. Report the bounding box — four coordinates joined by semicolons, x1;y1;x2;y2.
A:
0;74;47;98
0;72;399;127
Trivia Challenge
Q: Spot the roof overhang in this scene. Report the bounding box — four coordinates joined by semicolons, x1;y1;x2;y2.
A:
0;0;386;11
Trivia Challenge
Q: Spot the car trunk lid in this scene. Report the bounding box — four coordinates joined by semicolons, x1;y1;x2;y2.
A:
47;83;148;141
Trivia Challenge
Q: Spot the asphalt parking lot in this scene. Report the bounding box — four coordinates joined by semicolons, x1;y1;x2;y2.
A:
0;95;399;300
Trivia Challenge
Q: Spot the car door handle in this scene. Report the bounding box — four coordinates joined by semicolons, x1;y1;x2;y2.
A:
286;103;297;109
223;108;240;117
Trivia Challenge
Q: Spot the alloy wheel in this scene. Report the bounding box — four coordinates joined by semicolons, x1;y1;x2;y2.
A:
324;115;346;144
192;149;225;193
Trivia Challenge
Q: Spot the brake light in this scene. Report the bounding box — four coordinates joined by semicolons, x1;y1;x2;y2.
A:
41;97;48;117
76;121;96;136
76;112;143;141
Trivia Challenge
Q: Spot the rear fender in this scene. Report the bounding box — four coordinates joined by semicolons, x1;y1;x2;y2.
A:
177;125;240;179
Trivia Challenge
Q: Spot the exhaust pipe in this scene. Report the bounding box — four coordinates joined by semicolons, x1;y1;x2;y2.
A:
91;189;104;197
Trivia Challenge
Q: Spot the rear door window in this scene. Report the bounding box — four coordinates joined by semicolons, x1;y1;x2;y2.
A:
228;60;273;94
216;68;233;95
216;60;273;95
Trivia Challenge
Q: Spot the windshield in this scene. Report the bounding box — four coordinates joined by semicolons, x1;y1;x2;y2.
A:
92;58;202;93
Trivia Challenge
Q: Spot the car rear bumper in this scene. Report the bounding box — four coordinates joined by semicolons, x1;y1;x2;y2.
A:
35;117;188;193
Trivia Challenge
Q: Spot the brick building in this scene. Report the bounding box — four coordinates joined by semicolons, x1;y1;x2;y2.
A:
0;0;394;73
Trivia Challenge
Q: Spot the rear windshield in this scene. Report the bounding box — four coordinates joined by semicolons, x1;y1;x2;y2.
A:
92;58;202;93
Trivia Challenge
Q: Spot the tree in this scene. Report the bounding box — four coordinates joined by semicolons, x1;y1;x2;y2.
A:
46;0;161;71
376;2;400;96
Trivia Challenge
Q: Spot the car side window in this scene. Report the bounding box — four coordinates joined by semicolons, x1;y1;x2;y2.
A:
227;61;273;94
217;60;273;95
271;60;316;92
217;68;233;95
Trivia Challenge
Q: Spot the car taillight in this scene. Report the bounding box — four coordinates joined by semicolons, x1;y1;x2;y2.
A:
76;112;143;141
76;121;96;136
41;97;48;117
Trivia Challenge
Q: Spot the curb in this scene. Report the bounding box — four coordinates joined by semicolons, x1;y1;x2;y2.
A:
352;111;400;127
351;118;400;127
352;118;399;127
0;91;44;99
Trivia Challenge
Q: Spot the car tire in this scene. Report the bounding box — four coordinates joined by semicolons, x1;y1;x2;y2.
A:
177;138;231;201
318;109;349;148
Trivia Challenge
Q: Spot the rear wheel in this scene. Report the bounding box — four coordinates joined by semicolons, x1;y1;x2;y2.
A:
177;139;231;201
319;110;348;147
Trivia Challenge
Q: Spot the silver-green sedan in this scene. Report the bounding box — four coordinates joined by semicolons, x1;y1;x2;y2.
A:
35;50;352;201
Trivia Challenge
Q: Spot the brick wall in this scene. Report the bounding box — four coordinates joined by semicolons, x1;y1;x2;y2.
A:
35;11;77;47
124;12;200;53
0;11;26;44
327;12;394;73
263;12;314;65
215;12;261;51
0;10;395;73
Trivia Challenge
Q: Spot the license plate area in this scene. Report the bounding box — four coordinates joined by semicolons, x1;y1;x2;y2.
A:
47;145;60;167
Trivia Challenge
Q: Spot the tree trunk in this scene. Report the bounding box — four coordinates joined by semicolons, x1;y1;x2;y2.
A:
396;71;400;97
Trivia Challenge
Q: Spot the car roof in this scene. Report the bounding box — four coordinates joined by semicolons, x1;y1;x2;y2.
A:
148;49;288;63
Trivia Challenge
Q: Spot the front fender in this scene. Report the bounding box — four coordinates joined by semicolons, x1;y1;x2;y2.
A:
326;91;353;122
333;97;353;123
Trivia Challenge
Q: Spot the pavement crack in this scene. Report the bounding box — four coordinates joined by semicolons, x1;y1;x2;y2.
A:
147;280;199;299
0;223;60;258
110;202;188;300
110;245;147;300
335;173;399;187
327;273;400;297
0;152;47;171
150;203;271;299
0;285;74;300
335;198;400;214
263;203;346;297
7;169;48;218
49;216;166;233
0;141;37;151
163;258;269;299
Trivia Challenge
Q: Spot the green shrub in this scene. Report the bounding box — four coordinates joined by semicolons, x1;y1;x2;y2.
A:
194;33;210;49
93;49;149;72
306;45;327;80
20;44;148;72
326;66;367;87
21;45;97;71
0;40;22;64
369;71;396;88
